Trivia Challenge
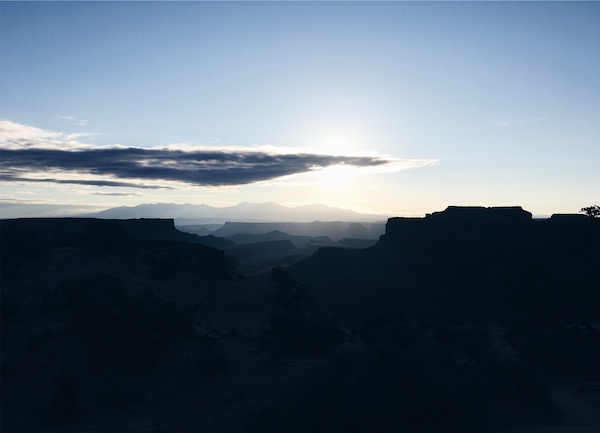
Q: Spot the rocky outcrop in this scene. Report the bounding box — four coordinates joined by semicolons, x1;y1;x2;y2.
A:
385;206;532;239
0;217;203;244
382;206;599;248
292;206;600;326
428;206;532;222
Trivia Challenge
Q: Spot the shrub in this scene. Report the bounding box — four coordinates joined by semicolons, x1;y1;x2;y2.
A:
270;266;316;317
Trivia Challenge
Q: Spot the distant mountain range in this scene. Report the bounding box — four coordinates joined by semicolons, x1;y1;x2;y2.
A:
80;202;388;224
0;201;103;219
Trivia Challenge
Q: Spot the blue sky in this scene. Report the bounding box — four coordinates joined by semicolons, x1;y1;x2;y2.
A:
1;1;599;217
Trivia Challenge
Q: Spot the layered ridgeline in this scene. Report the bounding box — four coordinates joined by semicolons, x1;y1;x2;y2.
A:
81;202;388;225
207;221;385;240
292;206;600;327
0;218;382;275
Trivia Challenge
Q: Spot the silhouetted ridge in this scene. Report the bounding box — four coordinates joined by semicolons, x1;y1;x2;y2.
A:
550;213;591;221
383;206;596;245
1;217;237;282
388;205;530;231
293;206;600;326
382;206;532;254
1;217;202;244
428;205;532;222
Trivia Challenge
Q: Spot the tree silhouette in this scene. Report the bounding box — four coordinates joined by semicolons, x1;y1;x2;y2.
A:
270;266;316;317
580;205;600;218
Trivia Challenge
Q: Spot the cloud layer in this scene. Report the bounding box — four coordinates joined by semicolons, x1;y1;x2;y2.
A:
0;146;395;188
1;120;436;189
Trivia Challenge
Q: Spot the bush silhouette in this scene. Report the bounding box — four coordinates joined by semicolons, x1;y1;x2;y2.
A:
270;266;316;317
581;205;600;218
265;267;342;355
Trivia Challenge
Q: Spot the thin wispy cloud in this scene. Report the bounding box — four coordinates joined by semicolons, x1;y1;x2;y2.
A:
0;120;437;190
56;115;88;126
92;193;146;197
495;117;548;128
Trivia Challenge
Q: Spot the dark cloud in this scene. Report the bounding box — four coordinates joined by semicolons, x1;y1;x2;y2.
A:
0;174;166;189
92;192;147;197
0;146;391;188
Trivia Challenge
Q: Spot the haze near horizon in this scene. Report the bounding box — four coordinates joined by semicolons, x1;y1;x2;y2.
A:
1;2;598;218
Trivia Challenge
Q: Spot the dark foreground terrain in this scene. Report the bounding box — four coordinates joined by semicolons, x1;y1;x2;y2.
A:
1;208;599;433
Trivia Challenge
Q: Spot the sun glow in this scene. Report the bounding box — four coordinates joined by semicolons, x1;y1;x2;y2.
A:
307;125;364;184
311;124;365;156
314;164;356;186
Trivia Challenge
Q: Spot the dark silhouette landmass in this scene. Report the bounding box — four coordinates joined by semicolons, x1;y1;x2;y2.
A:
293;206;600;326
1;207;599;433
1;217;212;244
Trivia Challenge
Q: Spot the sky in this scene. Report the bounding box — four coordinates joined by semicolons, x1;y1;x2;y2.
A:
1;1;599;218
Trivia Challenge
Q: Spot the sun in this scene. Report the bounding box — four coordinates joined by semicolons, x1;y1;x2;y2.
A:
319;134;353;156
310;129;362;185
315;164;356;186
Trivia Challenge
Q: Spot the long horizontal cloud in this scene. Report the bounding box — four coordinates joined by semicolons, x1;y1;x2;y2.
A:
0;120;437;189
0;173;166;189
0;146;417;188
